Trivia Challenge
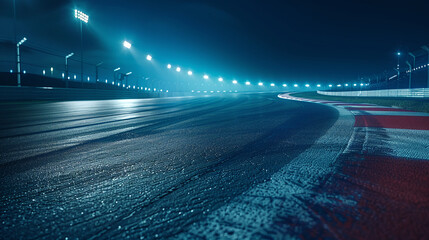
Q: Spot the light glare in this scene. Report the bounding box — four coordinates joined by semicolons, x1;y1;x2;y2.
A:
123;41;131;49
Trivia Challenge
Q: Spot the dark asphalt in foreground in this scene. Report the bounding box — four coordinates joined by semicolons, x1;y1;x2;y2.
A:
0;93;338;239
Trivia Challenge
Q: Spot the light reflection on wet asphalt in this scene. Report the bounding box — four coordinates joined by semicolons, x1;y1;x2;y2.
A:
0;93;338;239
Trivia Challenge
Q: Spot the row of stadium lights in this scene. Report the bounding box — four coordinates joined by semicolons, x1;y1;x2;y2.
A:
12;7;429;91
123;40;372;90
406;64;428;73
107;14;372;91
9;65;370;90
10;8;377;91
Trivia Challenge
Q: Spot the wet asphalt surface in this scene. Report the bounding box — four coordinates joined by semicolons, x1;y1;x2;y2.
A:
0;93;338;239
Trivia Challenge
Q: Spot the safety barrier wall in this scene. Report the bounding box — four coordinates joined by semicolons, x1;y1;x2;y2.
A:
317;88;429;98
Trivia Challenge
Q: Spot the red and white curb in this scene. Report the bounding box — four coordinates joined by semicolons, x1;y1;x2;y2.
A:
278;92;429;239
279;93;429;159
280;93;429;131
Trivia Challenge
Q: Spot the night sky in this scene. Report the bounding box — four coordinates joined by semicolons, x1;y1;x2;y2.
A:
0;0;428;85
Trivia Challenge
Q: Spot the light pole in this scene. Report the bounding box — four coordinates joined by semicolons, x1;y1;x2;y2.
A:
421;46;429;88
121;41;132;88
394;68;400;89
65;52;74;88
95;62;103;88
125;72;132;88
396;51;401;71
396;52;401;89
16;37;27;87
408;52;416;88
74;9;89;88
408;52;416;70
113;67;120;83
406;61;412;89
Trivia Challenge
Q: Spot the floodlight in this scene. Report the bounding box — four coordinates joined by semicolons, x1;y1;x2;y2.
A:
74;9;89;23
17;37;27;46
123;40;131;49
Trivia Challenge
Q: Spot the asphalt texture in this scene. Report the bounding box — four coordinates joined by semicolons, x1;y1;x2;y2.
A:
0;93;339;239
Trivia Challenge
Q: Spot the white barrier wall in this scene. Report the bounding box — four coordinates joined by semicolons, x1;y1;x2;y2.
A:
317;88;429;98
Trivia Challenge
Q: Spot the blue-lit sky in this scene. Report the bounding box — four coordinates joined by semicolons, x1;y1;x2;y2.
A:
0;0;428;86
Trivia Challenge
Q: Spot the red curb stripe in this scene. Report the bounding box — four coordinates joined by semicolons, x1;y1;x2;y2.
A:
350;154;429;203
332;154;429;239
346;107;414;112
354;115;429;130
305;153;429;239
